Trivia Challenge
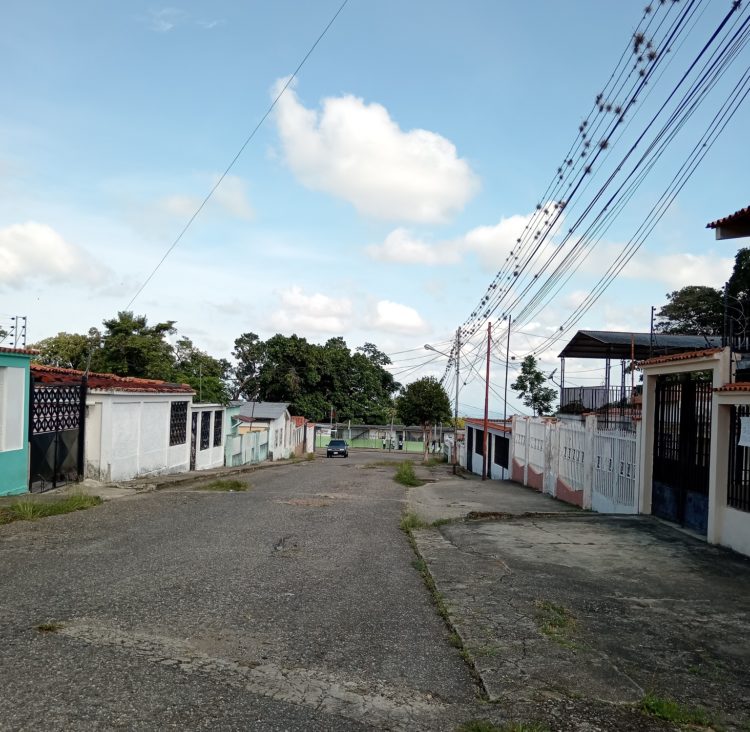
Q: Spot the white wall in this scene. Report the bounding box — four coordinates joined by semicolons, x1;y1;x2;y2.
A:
464;424;511;480
86;393;191;482
0;365;25;452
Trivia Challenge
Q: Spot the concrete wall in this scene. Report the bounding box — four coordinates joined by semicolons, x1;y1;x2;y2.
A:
461;424;511;480
0;352;31;496
86;393;191;482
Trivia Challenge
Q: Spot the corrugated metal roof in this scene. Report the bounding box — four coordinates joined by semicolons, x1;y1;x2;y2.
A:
237;401;290;420
558;330;721;359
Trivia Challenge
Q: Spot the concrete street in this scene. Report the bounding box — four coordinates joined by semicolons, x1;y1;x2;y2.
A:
1;452;749;730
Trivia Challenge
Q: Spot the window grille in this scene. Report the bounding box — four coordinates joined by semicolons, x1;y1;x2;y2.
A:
169;401;188;446
200;411;210;450
213;410;223;447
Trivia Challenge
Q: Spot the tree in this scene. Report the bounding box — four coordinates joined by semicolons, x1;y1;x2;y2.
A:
94;311;176;380
654;286;724;335
511;355;557;416
231;332;265;400
173;337;231;404
396;376;452;460
30;330;101;369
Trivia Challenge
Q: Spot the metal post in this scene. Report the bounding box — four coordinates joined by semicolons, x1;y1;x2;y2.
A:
649;306;655;357
77;374;88;481
560;355;565;411
482;322;491;480
503;316;511;424
453;328;460;474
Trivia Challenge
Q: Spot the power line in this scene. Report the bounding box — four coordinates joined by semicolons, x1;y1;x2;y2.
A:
125;0;351;308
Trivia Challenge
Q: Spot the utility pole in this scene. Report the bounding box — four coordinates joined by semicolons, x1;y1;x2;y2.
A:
649;306;655;357
482;322;491;480
503;315;512;424
453;327;460;475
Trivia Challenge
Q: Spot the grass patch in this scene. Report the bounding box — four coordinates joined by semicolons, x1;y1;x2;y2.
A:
640;692;713;727
197;479;249;492
533;600;579;649
0;494;102;525
305;452;316;461
422;456;446;466
400;511;430;532
458;721;549;732
432;517;458;528
37;622;63;633
394;461;424;487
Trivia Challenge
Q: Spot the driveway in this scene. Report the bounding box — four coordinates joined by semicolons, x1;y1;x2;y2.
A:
410;475;750;730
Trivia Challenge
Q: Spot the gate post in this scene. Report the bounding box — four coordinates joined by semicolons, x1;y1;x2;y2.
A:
634;419;643;514
77;374;88;481
583;414;596;510
523;417;530;487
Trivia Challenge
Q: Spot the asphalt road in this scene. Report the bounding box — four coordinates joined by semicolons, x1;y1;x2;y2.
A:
0;451;478;731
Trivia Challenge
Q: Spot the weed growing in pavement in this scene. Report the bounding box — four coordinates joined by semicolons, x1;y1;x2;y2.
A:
639;692;713;727
198;479;249;492
432;517;459;528
422;456;446;467
400;511;430;532
458;722;550;732
37;622;63;633
533;600;580;649
0;494;102;525
394;461;424;487
305;452;316;461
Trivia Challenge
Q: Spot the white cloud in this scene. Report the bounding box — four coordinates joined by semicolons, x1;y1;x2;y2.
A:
145;7;184;32
0;222;107;289
622;252;733;289
270;286;352;334
272;79;479;223
366;228;460;265
154;174;253;221
369;300;430;335
368;205;561;271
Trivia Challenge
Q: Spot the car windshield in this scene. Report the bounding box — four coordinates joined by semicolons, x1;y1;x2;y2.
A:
329;440;346;447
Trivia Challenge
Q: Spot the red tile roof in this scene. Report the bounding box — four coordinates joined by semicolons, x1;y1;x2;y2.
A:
464;417;511;433
706;205;750;229
716;383;750;393
0;346;40;356
31;363;194;394
638;347;723;367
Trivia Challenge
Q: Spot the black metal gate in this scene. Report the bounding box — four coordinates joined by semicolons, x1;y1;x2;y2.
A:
728;405;750;513
652;373;712;533
29;378;87;492
466;427;473;472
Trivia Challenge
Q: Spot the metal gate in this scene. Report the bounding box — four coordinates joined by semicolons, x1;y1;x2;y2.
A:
652;374;712;533
466;427;473;472
29;378;86;492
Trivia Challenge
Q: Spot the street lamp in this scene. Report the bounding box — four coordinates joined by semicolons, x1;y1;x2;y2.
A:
425;332;460;474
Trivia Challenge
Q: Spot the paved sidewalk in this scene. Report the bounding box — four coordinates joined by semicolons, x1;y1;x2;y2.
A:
407;473;750;730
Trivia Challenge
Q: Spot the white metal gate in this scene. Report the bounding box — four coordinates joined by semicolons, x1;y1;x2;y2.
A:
592;428;639;514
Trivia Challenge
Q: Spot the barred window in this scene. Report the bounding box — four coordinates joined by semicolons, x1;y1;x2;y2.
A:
200;411;210;450
475;429;484;456
170;401;188;446
213;410;223;447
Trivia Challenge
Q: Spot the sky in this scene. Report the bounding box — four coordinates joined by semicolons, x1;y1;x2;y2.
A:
2;0;749;419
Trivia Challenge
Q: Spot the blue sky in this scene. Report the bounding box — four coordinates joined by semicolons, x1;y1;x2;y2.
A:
2;1;749;417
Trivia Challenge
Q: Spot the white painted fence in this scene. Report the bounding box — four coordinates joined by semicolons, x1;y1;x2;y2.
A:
511;415;641;513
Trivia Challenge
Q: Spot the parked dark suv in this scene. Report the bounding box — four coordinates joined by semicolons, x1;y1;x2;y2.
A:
326;439;349;458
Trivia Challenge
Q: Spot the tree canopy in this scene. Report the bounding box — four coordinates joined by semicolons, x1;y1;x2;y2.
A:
396;376;452;459
654;285;724;335
511;355;556;416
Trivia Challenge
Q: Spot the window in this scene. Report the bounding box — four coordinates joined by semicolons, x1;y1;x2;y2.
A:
494;434;510;468
213;410;223;447
200;411;210;450
475;429;484;456
169;401;188;446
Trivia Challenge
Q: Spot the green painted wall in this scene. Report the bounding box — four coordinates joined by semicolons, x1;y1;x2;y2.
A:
0;352;31;497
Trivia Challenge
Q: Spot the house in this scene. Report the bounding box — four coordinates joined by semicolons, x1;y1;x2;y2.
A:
31;363;196;483
633;205;750;557
224;400;269;466
462;417;511;480
236;401;293;461
0;347;34;496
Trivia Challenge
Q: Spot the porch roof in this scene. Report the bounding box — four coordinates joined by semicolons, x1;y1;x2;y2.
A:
706;204;750;240
558;330;721;360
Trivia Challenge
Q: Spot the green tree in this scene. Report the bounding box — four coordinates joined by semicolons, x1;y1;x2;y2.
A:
30;329;101;370
231;332;265;399
396;376;452;459
511;355;556;416
94;311;176;380
173;337;231;404
654;285;724;335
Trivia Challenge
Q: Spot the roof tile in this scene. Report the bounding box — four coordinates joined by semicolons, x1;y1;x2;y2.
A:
638;347;723;367
30;363;194;394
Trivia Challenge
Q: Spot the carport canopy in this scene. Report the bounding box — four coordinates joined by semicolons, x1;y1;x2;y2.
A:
558;330;722;360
